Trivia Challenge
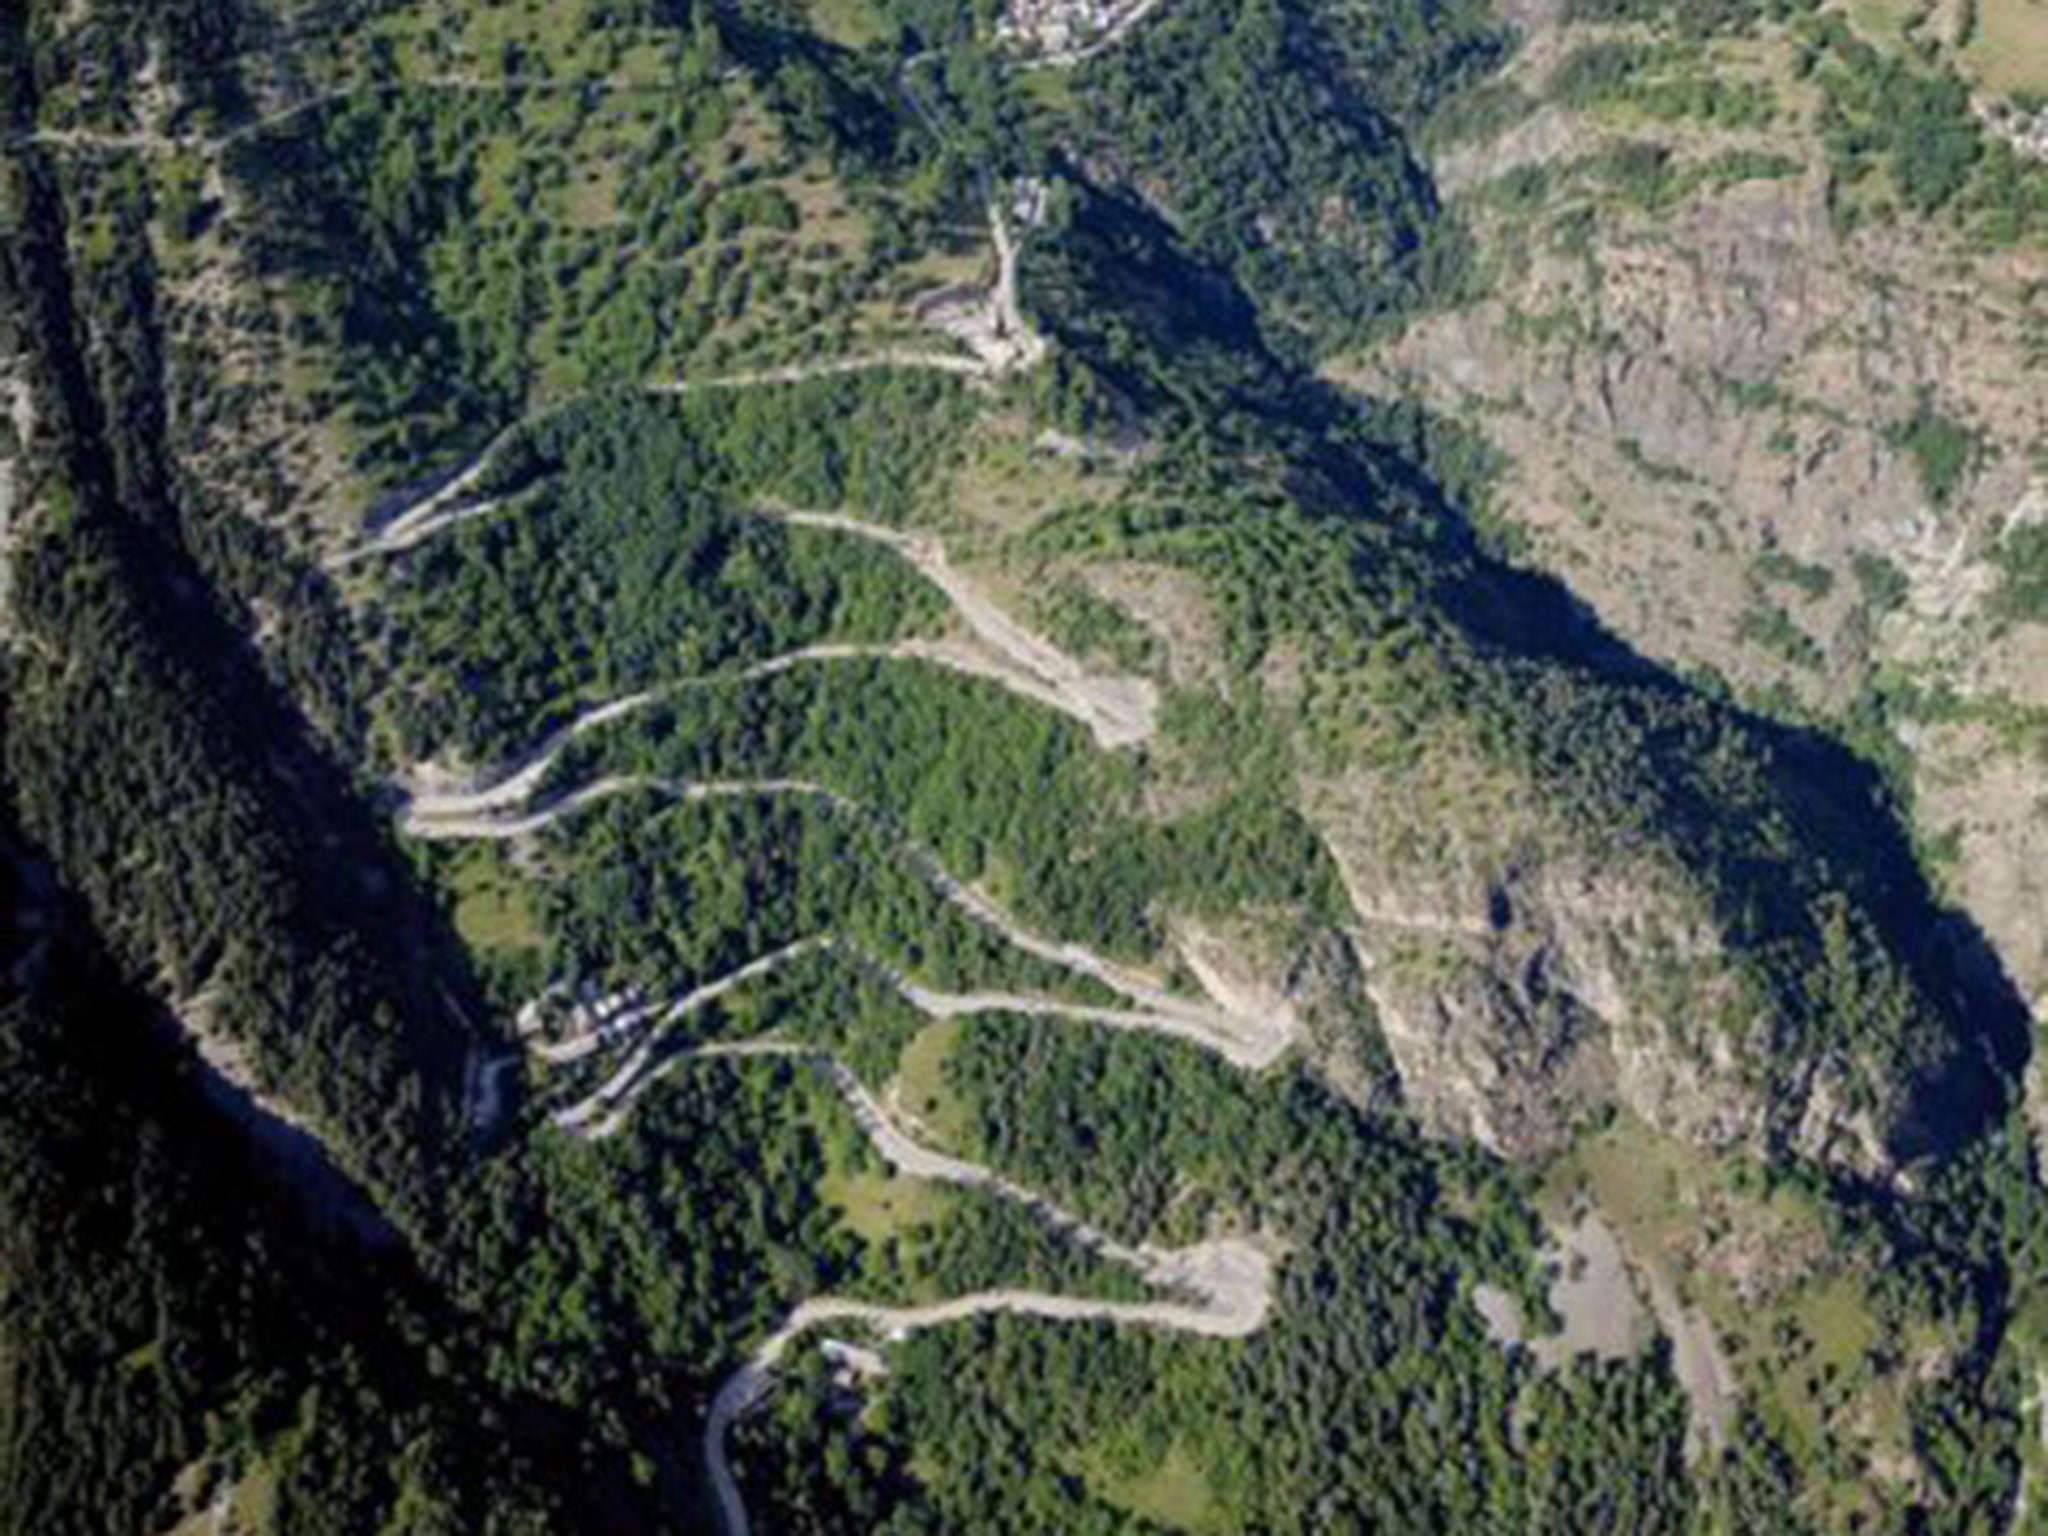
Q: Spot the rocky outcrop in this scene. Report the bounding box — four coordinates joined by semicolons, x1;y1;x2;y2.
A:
1355;7;2048;1150
1305;751;1912;1172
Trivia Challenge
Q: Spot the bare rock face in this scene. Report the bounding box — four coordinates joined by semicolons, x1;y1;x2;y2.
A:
1305;756;1908;1172
1352;8;2048;1161
1360;940;1616;1157
1328;830;1728;1159
1172;918;1306;1039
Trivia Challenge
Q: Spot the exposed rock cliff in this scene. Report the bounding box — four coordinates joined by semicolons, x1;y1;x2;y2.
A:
1343;4;2048;1148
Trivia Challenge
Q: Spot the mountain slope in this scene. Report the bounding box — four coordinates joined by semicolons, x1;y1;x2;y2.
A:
2;0;2045;1530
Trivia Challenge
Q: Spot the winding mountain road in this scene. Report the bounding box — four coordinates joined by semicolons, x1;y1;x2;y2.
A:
549;931;1290;1136
361;499;1156;753
891;975;1286;1068
536;940;830;1070
660;1038;1274;1536
550;941;830;1126
338;175;1048;568
401;773;848;843
404;766;1292;1072
705;1257;1268;1536
402;691;666;825
338;347;994;567
755;508;1157;748
316;59;1255;1521
395;622;1151;843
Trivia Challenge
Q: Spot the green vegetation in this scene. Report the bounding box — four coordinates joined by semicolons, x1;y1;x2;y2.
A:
1550;41;1777;129
1989;524;2048;624
555;657;1346;962
0;848;623;1535
1578;141;1799;214
212;0;972;491
1023;196;1979;1146
1563;0;1817;34
287;113;793;461
448;1047;1143;1440
532;791;1116;1008
441;844;547;1010
739;1019;1694;1531
1852;551;1911;614
1425;77;1538;150
1031;577;1161;671
7;0;2045;1530
0;404;468;1228
1886;391;1980;510
449;850;544;953
1552;0;2048;241
378;378;961;760
1076;0;1501;352
1753;548;1836;601
1821;39;1984;216
1810;17;2048;240
1551;1119;1934;1526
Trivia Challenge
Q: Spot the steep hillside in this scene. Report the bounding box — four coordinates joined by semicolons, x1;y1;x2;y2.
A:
1365;0;2048;1134
3;0;2046;1530
0;815;654;1535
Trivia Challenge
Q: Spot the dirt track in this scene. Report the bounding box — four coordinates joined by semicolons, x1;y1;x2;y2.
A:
408;770;1293;1072
667;1037;1274;1536
756;508;1158;748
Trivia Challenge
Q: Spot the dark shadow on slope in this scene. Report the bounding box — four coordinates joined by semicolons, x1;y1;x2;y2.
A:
1331;413;2035;1161
711;6;915;170
1330;410;2032;1165
0;837;656;1534
1065;0;1471;357
4;825;406;1250
2;119;514;1224
1028;173;1346;438
1031;171;2031;1171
